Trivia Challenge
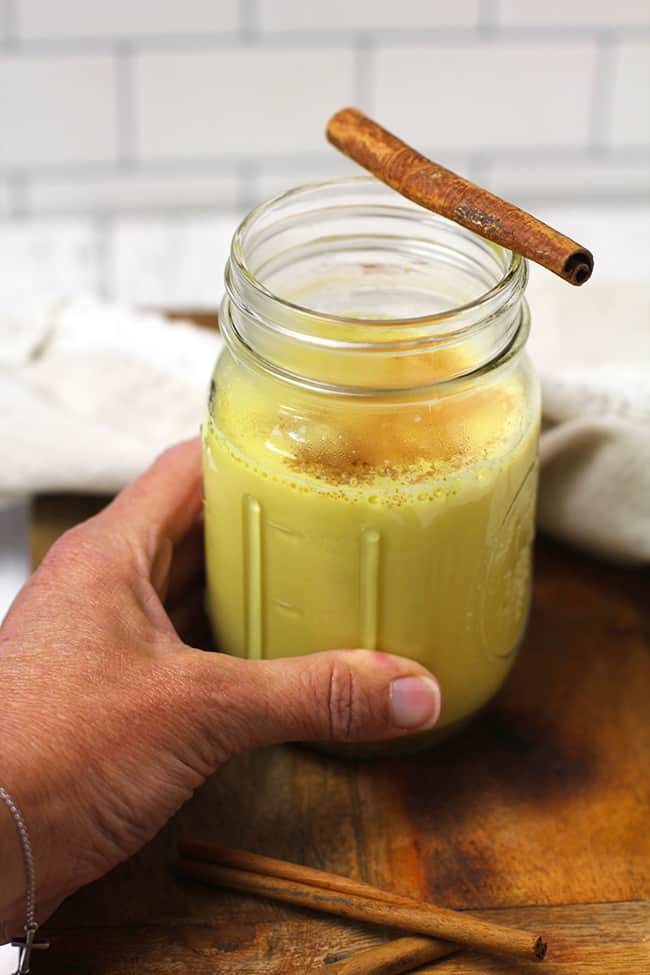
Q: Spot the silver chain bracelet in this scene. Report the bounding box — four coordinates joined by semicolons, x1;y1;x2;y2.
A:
0;788;49;974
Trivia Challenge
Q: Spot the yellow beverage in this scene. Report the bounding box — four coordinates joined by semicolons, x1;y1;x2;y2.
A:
204;347;539;739
203;177;540;750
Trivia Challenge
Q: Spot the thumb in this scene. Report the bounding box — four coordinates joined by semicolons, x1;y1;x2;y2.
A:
186;649;442;755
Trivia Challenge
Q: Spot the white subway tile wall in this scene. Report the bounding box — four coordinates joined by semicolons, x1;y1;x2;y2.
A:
133;47;356;159
0;0;647;215
0;54;118;165
375;43;598;150
0;221;100;307
610;42;650;146
253;154;367;205
0;0;648;307
108;217;236;307
487;158;650;200
0;203;646;313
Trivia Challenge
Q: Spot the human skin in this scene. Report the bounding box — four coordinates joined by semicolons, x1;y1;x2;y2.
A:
0;439;441;940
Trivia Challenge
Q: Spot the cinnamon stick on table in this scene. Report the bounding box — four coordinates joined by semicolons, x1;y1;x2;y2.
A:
326;107;593;286
180;840;457;972
176;840;547;964
326;935;458;975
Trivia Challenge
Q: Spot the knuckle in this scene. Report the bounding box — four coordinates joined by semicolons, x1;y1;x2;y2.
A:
166;651;238;764
153;440;194;470
40;520;100;574
326;658;361;742
155;444;179;466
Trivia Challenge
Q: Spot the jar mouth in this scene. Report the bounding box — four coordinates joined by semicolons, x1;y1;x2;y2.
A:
224;175;529;392
230;175;526;333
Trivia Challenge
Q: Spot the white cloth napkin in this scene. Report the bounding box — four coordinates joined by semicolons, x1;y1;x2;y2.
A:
526;272;650;565
1;285;648;565
0;295;221;496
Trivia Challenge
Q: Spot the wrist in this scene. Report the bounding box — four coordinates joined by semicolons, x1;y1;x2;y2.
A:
0;652;59;929
0;789;28;931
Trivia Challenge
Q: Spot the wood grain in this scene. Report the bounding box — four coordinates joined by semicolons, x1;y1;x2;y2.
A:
38;902;650;974
326;935;457;975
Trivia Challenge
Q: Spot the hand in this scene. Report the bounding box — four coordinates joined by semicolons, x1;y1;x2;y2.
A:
0;439;441;937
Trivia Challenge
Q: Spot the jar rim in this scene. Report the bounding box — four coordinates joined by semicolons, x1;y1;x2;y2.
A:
230;175;527;329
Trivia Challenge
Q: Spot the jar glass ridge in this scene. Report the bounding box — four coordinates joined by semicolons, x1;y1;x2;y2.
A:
203;177;541;755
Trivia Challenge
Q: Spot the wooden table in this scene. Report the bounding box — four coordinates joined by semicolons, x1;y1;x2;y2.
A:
29;494;650;974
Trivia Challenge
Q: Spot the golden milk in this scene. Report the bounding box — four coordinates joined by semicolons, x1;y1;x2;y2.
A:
203;346;539;735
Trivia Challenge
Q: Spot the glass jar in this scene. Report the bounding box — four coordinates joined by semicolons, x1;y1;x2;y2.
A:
202;177;540;754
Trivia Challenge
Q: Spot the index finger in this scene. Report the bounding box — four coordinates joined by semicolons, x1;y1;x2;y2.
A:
96;438;203;569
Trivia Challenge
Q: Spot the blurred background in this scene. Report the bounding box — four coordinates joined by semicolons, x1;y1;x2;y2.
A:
0;0;648;308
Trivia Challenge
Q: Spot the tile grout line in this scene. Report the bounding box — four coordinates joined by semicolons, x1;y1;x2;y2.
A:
239;0;259;44
479;0;499;37
114;40;137;167
588;30;617;155
2;145;649;184
93;216;113;301
7;170;28;218
237;158;260;211
3;189;648;225
468;152;491;187
354;32;375;113
2;0;17;49
2;25;650;56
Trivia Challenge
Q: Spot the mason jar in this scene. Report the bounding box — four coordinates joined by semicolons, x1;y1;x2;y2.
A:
202;177;540;754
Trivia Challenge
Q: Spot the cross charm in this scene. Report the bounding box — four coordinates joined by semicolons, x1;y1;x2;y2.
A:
11;927;50;975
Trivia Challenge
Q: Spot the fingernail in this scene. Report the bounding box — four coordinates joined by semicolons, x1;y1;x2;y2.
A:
390;676;441;731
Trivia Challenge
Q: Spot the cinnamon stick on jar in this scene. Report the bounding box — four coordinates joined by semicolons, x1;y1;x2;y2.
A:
327;107;593;286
